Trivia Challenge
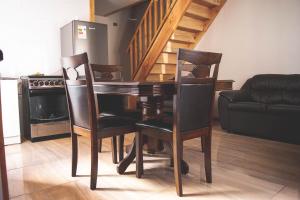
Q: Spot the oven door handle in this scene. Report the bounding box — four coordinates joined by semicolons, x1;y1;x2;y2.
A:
29;88;65;95
31;115;69;123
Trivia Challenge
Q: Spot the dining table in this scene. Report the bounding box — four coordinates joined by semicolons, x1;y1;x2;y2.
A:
93;80;180;174
93;80;234;175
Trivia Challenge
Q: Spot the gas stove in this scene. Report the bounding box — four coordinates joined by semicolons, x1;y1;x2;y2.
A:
25;76;65;90
20;75;70;142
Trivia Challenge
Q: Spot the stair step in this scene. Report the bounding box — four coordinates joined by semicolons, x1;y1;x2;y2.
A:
147;73;175;81
178;16;205;32
186;2;211;20
163;41;189;53
193;0;221;7
151;64;176;74
156;53;177;64
170;30;196;44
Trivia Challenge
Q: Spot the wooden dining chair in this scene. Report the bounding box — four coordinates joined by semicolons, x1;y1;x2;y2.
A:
135;48;222;196
61;53;137;189
90;64;141;164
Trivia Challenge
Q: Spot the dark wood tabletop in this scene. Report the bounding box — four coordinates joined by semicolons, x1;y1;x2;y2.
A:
93;80;233;95
93;81;176;96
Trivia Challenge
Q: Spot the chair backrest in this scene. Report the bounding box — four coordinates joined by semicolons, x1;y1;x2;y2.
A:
90;64;122;82
174;48;222;133
61;53;97;131
90;64;125;114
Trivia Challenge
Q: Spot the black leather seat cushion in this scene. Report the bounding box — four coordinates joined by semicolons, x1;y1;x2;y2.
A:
267;104;300;114
101;110;142;121
136;119;173;133
228;102;267;112
97;115;135;129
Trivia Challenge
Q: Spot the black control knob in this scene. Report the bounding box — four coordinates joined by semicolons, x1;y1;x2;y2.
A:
39;81;44;86
33;81;38;86
49;81;54;86
45;81;49;86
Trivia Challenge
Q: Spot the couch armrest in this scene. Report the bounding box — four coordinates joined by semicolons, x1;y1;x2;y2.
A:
219;90;240;102
218;92;232;130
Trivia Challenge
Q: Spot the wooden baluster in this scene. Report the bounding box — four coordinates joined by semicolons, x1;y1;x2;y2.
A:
143;15;148;54
166;0;171;12
128;0;178;76
154;0;158;33
129;44;134;76
134;38;138;71
149;2;153;42
138;27;142;62
160;0;164;22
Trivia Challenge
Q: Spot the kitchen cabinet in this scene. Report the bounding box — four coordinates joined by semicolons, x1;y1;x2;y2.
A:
0;79;21;145
0;50;9;200
0;82;9;200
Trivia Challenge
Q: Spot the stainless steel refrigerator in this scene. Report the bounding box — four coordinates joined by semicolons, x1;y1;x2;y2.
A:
60;20;108;64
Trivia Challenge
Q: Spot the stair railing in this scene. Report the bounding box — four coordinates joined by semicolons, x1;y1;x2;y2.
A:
127;0;177;77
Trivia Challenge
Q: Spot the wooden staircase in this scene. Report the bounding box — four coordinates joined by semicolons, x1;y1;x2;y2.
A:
128;0;226;81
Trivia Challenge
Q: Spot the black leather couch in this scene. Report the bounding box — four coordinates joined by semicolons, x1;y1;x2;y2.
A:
0;50;3;61
218;74;300;144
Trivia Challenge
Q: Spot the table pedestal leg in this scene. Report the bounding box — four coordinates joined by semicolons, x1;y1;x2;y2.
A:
117;138;136;174
140;96;164;153
165;141;189;174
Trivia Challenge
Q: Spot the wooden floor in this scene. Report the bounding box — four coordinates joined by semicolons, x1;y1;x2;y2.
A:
5;124;300;200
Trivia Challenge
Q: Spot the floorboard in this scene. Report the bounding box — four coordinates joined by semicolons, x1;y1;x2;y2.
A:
5;123;300;200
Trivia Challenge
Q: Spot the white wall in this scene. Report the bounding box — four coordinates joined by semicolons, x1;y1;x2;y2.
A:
196;0;300;89
95;2;148;80
0;0;89;77
95;11;130;65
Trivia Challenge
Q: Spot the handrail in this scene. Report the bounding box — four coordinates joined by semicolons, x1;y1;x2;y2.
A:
128;0;177;77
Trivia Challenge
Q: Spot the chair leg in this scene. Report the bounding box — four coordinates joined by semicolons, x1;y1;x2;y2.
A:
170;157;174;167
201;136;205;152
136;131;143;178
202;131;212;183
90;136;99;190
118;135;124;162
111;136;118;164
98;139;102;153
71;133;78;177
173;137;183;196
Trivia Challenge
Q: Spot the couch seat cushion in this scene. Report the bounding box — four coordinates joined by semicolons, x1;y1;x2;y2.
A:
228;102;267;112
267;104;300;114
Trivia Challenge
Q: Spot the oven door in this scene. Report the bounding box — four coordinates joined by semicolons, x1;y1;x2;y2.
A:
29;88;69;124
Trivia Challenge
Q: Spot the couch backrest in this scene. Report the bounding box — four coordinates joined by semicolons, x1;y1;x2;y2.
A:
242;74;300;105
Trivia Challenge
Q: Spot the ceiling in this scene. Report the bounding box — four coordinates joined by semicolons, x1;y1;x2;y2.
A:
95;0;146;16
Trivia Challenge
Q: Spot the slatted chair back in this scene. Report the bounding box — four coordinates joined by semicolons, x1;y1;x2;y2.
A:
174;48;222;133
90;64;125;115
61;53;97;132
